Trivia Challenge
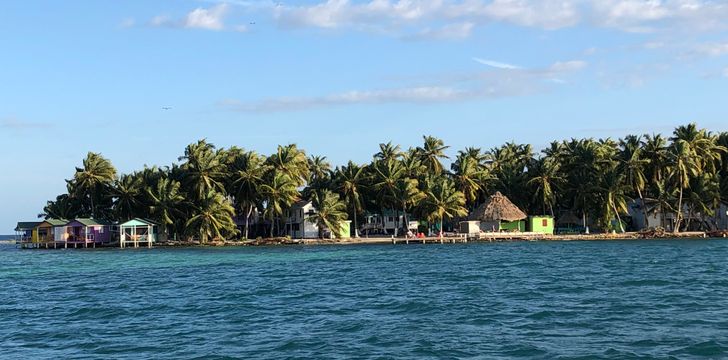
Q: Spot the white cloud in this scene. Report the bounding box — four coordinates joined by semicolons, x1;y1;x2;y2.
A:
150;15;172;27
549;60;587;72
723;68;728;78
473;57;522;69
150;4;230;31
693;42;728;57
261;0;728;35
406;22;474;40
1;117;51;129
119;18;136;28
479;0;580;30
221;86;473;111
184;4;229;30
221;59;586;111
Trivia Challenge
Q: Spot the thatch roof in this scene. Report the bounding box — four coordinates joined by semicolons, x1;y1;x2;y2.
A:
469;192;527;222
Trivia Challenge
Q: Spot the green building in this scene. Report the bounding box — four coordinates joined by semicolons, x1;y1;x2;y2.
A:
528;216;554;234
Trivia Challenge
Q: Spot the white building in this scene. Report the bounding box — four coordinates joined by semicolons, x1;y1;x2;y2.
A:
286;200;320;239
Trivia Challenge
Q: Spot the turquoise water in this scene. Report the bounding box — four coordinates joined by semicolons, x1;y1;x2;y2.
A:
2;240;728;359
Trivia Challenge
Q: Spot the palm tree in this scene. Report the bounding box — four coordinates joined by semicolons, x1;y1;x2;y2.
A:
393;176;426;234
72;152;117;217
308;155;331;184
374;142;403;163
599;167;630;233
266;144;309;187
371;159;407;235
618;135;650;228
527;157;562;217
416;135;450;174
148;178;186;241
185;190;237;243
422;178;467;239
667;140;700;232
451;153;487;209
41;193;81;220
334;161;367;237
684;173;721;230
179;140;226;200
112;174;143;221
309;190;348;239
260;172;299;237
231;151;268;239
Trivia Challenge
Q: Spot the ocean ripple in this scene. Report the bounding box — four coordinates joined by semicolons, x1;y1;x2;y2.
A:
2;240;728;359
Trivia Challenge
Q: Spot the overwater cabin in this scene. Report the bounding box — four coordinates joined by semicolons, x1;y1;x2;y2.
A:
119;218;158;248
15;222;41;248
65;218;114;248
33;219;69;248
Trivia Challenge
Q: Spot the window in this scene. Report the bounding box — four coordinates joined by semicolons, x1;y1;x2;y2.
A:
388;217;394;222
292;223;300;231
542;219;548;227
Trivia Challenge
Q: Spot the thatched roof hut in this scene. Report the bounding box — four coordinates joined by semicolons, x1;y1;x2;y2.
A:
556;212;581;225
469;192;527;222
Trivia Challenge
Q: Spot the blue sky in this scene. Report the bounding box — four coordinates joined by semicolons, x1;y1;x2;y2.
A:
2;0;728;232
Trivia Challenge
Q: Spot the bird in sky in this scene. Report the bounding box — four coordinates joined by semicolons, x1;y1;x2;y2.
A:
162;107;172;110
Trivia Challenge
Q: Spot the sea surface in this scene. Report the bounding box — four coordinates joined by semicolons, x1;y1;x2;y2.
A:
2;240;728;359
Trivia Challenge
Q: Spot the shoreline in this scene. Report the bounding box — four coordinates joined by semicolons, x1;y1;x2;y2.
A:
159;231;727;247
7;232;727;250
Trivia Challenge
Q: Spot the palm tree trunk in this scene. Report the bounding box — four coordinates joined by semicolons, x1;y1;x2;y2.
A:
612;202;624;233
402;203;408;236
675;185;684;233
353;209;359;238
439;219;444;239
637;187;649;229
244;205;253;239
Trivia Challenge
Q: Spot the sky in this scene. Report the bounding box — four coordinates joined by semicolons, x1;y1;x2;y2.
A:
2;0;728;233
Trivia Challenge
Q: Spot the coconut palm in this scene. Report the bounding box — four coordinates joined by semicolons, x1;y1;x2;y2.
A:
41;193;81;220
260;172;299;237
451;153;487;209
599;166;630;233
308;190;348;239
308;155;331;184
185;189;237;243
334;161;367;237
371;159;409;235
266;144;309;187
72;152;117;217
416;135;450;174
148;178;186;241
527;157;563;217
112;174;143;221
230;151;268;239
618;135;651;228
667;140;701;232
179;140;226;200
684;173;721;230
374;142;402;163
422;178;467;239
